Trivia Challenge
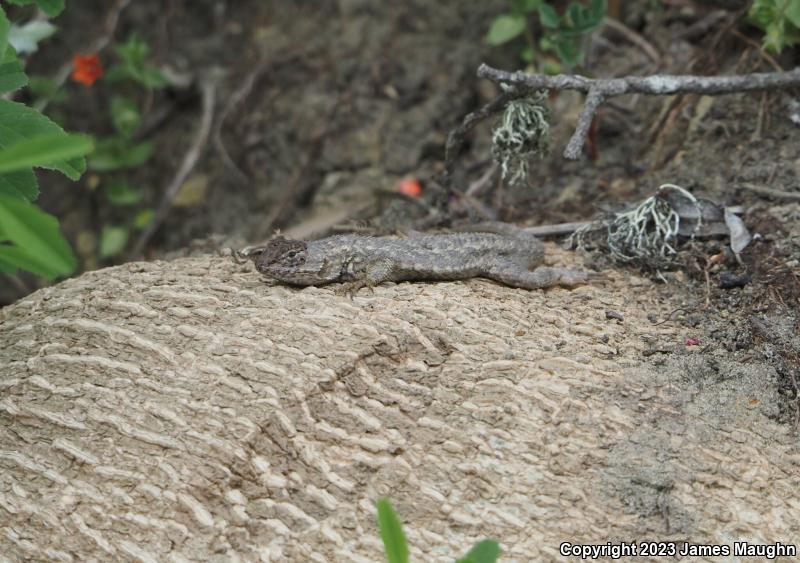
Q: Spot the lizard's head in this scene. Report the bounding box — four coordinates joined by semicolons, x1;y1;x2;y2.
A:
254;237;338;285
255;237;307;276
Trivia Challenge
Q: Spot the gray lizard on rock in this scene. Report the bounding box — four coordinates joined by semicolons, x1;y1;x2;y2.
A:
237;226;596;294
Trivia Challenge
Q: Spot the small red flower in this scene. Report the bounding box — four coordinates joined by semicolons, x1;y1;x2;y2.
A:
396;178;422;198
685;337;701;347
71;54;103;86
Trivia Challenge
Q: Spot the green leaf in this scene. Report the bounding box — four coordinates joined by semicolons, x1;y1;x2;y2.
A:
34;0;65;17
116;32;151;63
107;33;167;89
0;242;62;277
747;0;774;29
564;0;606;32
8;0;66;17
138;65;167;89
514;0;541;13
0;194;76;279
89;138;154;171
0;133;93;174
110;96;140;137
456;540;501;563
8;20;56;54
0;6;10;59
0;254;15;273
0;47;28;93
486;14;526;45
538;4;560;28
787;0;800;28
520;45;535;62
747;0;800;53
0;168;38;201
105;180;142;205
133;208;154;230
376;499;409;563
764;20;787;52
99;225;129;258
589;0;608;21
553;37;583;67
566;3;585;29
0;99;87;180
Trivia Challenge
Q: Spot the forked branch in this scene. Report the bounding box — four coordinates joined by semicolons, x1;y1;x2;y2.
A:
471;63;800;161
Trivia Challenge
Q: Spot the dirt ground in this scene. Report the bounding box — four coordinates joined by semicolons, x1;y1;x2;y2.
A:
1;0;799;557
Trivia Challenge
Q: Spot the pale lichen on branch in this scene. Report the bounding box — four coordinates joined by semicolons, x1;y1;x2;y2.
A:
491;88;550;185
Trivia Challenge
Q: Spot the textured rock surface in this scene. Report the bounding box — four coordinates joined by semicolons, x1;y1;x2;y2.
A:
1;247;798;562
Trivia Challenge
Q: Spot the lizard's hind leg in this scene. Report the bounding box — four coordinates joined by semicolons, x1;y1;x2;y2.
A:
487;262;592;290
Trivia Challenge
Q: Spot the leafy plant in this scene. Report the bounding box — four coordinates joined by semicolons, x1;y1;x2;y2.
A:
89;34;165;175
85;33;166;258
0;1;93;281
105;33;167;89
747;0;800;53
486;0;607;69
376;498;501;563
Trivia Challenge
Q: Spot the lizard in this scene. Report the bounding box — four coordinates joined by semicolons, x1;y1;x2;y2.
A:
235;226;597;295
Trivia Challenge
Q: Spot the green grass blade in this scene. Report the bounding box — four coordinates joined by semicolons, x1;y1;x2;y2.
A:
376;499;409;563
456;539;501;563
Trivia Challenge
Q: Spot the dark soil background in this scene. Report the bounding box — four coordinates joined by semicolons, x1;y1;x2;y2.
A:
3;2;800;423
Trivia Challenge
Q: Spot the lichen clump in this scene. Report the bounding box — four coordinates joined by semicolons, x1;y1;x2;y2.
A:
570;183;702;270
491;89;550;185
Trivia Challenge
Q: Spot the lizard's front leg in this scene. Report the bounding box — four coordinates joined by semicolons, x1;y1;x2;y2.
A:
335;257;395;298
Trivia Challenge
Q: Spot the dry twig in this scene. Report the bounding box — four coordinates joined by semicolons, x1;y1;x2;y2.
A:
603;18;660;65
739;182;800;201
520;221;592;237
477;64;800;160
465;163;498;197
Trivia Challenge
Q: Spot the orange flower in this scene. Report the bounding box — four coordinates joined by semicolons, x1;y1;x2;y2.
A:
71;54;103;86
395;178;422;198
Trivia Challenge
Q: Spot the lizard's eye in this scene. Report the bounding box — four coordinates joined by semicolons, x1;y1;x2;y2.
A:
283;249;305;264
